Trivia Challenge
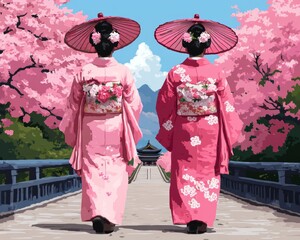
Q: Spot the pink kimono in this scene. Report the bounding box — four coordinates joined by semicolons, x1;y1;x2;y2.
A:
156;58;243;227
59;57;142;224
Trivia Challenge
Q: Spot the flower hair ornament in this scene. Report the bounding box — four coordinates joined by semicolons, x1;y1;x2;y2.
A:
108;30;120;43
91;30;120;45
182;31;211;43
91;31;101;45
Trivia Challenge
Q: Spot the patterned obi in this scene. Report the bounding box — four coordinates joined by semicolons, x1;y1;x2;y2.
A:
176;79;218;116
82;80;123;114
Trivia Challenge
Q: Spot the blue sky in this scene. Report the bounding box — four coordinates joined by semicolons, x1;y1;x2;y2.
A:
64;0;269;90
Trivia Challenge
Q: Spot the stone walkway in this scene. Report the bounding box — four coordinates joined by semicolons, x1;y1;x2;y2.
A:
0;166;300;239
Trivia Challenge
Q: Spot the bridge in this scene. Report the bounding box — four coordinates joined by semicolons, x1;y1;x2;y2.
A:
0;160;300;239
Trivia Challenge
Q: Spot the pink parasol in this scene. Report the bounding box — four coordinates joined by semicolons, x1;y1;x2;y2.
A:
65;13;141;53
154;14;238;54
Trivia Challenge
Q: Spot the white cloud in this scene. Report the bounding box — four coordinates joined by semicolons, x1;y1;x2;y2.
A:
141;112;158;123
125;42;167;91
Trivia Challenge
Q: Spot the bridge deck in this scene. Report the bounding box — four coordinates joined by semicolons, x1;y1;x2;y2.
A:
0;166;299;240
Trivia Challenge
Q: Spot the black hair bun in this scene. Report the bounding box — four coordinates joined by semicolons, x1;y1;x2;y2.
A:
89;21;119;57
95;21;113;39
182;23;211;56
189;24;205;38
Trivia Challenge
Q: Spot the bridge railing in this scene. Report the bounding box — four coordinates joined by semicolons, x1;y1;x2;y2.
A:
2;160;299;215
0;160;81;214
221;161;300;214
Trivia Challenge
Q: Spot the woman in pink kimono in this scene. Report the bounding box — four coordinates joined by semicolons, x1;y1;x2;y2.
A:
60;18;142;234
155;17;243;234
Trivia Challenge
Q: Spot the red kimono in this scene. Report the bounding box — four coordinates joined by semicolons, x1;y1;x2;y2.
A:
156;57;243;226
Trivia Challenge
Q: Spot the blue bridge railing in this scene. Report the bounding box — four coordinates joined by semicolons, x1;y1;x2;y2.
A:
221;161;300;214
1;160;299;215
0;160;81;214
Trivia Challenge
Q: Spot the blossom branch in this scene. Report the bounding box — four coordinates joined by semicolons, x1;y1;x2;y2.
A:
0;2;10;11
4;27;13;34
20;107;29;118
0;55;43;96
16;13;49;41
264;114;300;127
264;98;278;109
259;97;286;114
0;81;23;96
16;13;27;30
253;53;282;86
259;103;275;111
39;104;62;121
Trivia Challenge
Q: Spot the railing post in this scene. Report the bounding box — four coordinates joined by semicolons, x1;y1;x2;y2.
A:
29;167;41;199
35;167;41;198
0;160;83;213
69;166;76;189
29;167;40;180
9;169;17;210
10;169;17;184
285;171;292;184
233;167;241;193
234;168;240;178
69;166;75;175
278;170;285;208
278;170;286;184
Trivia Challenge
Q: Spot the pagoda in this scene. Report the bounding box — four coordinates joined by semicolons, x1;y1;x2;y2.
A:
137;140;162;166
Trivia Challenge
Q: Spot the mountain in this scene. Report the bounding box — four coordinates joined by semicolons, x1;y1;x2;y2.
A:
138;84;158;113
137;85;166;152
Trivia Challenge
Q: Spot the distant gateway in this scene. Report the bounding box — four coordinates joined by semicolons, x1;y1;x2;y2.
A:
137;140;162;166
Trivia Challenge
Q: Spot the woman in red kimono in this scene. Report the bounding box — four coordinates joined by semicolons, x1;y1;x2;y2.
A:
60;15;142;234
155;16;243;234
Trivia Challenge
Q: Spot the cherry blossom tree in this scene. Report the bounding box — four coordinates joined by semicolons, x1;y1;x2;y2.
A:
156;151;171;172
216;0;300;156
0;0;92;133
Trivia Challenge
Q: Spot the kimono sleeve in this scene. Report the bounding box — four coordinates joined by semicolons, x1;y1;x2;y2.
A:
59;74;83;147
217;76;243;145
156;71;177;151
121;67;143;171
123;67;143;125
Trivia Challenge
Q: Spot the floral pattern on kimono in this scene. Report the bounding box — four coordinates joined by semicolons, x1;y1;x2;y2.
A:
156;57;243;226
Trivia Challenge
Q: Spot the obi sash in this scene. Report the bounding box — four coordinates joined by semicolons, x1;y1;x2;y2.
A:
83;80;123;114
176;81;218;116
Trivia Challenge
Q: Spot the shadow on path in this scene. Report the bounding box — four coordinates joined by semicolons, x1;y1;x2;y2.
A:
33;223;216;234
32;223;120;234
120;224;215;233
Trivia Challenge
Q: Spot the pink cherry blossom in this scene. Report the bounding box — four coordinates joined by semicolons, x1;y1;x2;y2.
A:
1;118;13;128
283;101;296;110
54;0;70;4
44;116;59;129
182;32;192;43
198;31;211;43
91;31;101;45
4;130;14;136
216;0;300;153
108;31;120;43
0;0;92;132
157;151;171;172
23;114;31;123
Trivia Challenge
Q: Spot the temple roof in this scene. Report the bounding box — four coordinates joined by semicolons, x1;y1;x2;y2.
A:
137;140;161;154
